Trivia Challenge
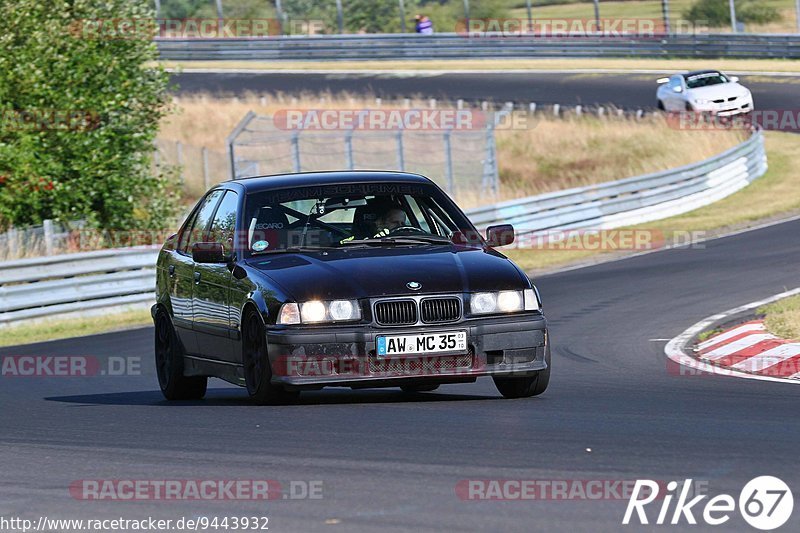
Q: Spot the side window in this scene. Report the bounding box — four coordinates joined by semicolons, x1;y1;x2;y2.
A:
183;190;223;253
207;191;239;254
177;209;200;253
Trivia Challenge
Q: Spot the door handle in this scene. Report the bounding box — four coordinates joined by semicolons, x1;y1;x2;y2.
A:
194;271;201;283
168;265;175;277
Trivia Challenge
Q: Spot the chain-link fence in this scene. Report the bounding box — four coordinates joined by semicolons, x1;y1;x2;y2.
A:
226;111;500;200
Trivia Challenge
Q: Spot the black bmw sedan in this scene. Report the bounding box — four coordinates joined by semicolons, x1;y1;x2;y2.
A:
153;171;550;404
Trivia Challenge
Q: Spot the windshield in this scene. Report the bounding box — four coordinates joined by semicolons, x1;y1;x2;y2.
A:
243;182;480;256
685;72;729;89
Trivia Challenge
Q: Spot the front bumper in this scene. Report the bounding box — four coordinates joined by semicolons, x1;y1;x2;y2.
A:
693;96;753;116
266;313;548;388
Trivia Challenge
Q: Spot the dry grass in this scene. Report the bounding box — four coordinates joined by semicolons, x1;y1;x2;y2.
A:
760;294;800;341
494;113;745;200
0;308;152;348
159;93;744;205
505;130;800;272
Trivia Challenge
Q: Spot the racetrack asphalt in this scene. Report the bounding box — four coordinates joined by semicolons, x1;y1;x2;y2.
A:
170;71;800;112
2;217;800;531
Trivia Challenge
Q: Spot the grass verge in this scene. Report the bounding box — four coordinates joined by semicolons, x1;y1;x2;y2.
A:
160;58;800;74
0;309;152;348
758;295;800;341
505;130;800;272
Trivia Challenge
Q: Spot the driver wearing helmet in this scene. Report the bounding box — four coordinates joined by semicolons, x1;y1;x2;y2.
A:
372;206;407;237
339;200;409;244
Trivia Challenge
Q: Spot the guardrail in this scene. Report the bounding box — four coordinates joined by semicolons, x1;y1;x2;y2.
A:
467;129;767;232
0;130;767;326
157;33;800;61
0;248;158;325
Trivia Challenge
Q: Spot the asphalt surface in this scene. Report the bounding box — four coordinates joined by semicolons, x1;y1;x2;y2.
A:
171;71;800;111
3;218;800;532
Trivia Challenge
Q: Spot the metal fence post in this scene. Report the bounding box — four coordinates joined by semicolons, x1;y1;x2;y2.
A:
275;0;285;35
345;128;355;170
396;126;405;171
462;0;470;29
43;219;54;256
729;0;737;33
291;131;302;172
226;111;256;180
215;0;224;21
661;0;671;35
7;227;18;258
593;0;600;28
399;0;407;32
336;0;344;33
154;0;161;18
483;117;499;196
443;129;454;195
175;141;184;185
202;147;210;190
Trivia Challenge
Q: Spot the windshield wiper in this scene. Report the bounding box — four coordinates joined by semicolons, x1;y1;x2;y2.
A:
339;236;452;246
251;246;336;256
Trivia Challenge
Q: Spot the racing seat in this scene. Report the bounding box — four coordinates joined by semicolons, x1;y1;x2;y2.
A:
350;204;381;240
250;207;289;252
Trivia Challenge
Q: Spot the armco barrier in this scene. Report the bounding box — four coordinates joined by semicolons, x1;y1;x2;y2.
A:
466;129;767;232
0;248;158;325
0;130;767;325
156;33;800;61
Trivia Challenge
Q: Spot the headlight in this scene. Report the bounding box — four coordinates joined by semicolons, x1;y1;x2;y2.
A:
470;290;532;315
277;300;361;325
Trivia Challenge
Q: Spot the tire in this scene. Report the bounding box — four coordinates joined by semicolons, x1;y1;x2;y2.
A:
657;100;665;111
154;309;207;401
493;346;551;399
400;383;440;393
242;309;300;405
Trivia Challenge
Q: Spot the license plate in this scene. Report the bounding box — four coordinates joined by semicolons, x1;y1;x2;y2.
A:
376;331;467;357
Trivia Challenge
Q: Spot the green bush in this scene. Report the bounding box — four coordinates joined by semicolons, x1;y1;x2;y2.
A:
0;0;179;231
685;0;782;27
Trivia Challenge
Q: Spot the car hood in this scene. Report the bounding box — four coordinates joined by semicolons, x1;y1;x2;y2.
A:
245;245;529;301
687;82;748;100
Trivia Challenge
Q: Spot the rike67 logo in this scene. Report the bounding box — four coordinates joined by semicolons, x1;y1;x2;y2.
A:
623;477;793;530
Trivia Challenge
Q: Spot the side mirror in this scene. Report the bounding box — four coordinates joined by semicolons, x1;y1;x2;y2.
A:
486;224;515;247
192;242;226;264
672;85;683;93
730;76;739;83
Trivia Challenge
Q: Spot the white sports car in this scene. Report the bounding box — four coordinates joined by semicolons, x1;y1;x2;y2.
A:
656;70;754;116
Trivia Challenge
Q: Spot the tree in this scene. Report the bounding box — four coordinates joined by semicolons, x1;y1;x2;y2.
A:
0;0;178;230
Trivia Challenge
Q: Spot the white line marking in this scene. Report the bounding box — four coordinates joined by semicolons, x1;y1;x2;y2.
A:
702;333;776;360
732;344;800;373
697;322;766;350
664;288;800;385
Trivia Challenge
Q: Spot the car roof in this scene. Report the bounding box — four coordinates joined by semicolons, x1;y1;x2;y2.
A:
222;170;435;194
683;69;722;79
